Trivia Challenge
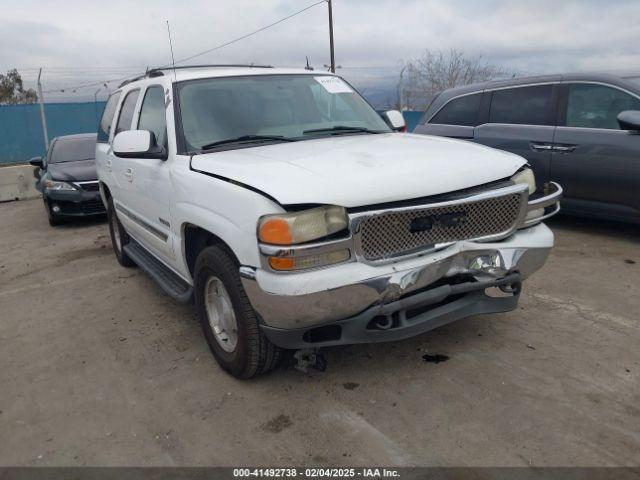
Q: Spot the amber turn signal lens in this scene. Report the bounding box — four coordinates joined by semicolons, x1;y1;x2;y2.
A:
259;218;293;245
268;249;350;271
268;257;295;270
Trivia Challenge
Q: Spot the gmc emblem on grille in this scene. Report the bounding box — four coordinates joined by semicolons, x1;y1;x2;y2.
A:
409;211;468;233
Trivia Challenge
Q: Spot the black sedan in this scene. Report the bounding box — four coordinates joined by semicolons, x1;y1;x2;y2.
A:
30;133;105;226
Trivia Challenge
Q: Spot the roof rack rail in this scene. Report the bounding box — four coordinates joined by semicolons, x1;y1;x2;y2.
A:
147;64;273;74
118;74;148;88
117;64;274;88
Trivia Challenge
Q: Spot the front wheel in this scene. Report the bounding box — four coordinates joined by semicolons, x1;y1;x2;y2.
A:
194;245;282;379
107;197;135;267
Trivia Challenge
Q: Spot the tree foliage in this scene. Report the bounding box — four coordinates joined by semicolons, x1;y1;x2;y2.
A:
0;69;38;105
399;49;517;110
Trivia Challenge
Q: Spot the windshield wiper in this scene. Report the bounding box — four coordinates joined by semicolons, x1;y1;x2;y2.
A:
201;135;296;150
302;126;385;135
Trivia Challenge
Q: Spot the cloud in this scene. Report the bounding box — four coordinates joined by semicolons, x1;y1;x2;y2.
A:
2;0;639;102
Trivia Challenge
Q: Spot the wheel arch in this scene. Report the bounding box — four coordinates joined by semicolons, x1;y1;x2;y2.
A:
99;181;112;207
182;223;242;279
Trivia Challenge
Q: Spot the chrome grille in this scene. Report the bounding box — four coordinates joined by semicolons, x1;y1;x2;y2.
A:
357;193;523;261
76;182;99;191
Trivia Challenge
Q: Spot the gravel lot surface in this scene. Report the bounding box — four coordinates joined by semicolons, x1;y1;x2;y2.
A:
1;198;638;466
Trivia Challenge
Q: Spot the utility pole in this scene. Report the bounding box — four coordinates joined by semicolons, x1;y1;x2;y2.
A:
398;65;407;111
37;68;49;150
327;0;335;73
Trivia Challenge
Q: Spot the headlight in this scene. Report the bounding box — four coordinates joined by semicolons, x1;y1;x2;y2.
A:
258;205;348;245
43;179;77;191
511;168;536;195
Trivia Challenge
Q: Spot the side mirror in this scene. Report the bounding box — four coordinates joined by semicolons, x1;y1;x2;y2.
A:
113;130;167;160
618;110;640;132
382;110;407;132
29;156;44;168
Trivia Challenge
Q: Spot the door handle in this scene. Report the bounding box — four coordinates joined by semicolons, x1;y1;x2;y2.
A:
124;168;134;182
530;143;553;152
105;159;112;172
553;145;577;153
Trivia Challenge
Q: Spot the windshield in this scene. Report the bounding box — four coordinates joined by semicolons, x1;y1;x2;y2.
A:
50;136;96;163
177;74;391;151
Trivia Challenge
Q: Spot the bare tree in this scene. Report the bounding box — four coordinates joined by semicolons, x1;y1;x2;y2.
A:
0;69;38;105
399;49;517;110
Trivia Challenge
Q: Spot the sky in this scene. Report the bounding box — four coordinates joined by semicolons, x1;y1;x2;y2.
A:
1;0;639;103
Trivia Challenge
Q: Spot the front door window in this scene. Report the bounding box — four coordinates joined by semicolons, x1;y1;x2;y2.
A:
565;83;640;130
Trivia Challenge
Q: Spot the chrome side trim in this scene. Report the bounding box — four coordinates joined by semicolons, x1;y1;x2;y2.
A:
115;203;168;242
528;182;563;209
556;126;637;134
259;237;353;258
521;182;563;228
239;266;257;280
562;81;640;102
426;80;640;128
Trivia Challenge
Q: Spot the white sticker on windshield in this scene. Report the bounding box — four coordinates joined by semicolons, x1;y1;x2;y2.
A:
314;76;353;94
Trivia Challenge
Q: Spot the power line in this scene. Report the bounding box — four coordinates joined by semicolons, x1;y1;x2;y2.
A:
15;66;148;72
42;75;132;94
38;0;327;94
170;0;326;66
339;65;401;69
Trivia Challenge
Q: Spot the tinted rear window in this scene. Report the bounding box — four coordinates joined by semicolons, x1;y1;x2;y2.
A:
97;92;121;143
430;93;482;126
115;90;140;135
138;86;167;147
50;137;96;163
489;85;553;126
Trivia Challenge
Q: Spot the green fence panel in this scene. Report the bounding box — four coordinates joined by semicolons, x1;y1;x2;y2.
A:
0;102;106;164
1;104;425;164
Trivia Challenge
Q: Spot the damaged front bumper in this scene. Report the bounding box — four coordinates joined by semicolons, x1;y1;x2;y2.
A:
240;222;554;349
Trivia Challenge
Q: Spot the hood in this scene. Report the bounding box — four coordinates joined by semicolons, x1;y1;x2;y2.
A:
190;133;526;208
48;159;97;182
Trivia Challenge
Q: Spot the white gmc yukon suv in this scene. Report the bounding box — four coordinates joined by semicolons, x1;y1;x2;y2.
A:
96;65;562;378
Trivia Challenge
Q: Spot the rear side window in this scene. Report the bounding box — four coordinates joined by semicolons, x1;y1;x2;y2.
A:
137;86;167;147
430;93;482;126
97;92;121;143
115;90;140;135
489;85;553;126
565;83;640;130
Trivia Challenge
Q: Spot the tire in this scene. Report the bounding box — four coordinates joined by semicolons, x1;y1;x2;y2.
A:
106;197;135;267
194;245;282;379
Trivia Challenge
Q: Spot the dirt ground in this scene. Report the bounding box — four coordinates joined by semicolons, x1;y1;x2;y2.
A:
0;198;638;467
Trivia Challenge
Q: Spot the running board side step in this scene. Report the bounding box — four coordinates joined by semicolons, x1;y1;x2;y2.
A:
123;240;193;303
